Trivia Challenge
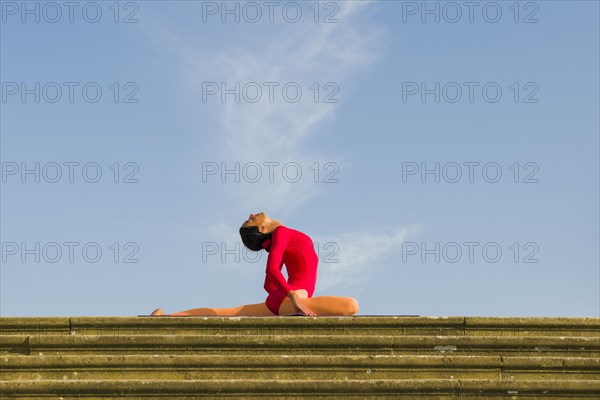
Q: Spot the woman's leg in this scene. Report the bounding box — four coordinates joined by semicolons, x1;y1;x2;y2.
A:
278;294;359;316
150;290;359;317
159;291;310;317
151;301;276;317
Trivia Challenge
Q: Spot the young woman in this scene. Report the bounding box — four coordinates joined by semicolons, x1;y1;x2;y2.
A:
150;212;359;317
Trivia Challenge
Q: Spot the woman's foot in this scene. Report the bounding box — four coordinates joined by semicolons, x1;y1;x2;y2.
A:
150;307;164;316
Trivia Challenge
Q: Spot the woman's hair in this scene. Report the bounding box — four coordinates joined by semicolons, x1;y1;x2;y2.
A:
239;225;272;252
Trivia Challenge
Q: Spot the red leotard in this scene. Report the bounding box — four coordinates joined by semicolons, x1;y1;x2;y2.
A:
263;225;318;315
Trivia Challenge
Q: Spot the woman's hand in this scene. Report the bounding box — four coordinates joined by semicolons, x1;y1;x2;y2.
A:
290;293;317;316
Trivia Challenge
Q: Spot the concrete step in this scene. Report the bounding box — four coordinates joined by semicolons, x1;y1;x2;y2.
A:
2;316;599;337
1;316;598;398
2;334;598;356
2;378;600;398
1;354;598;381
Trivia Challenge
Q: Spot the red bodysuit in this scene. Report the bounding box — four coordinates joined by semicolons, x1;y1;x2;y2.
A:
263;225;319;315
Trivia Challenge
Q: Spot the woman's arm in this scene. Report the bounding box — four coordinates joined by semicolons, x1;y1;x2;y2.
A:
264;237;293;297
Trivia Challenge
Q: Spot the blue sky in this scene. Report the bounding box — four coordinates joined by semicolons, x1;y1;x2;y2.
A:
1;0;598;317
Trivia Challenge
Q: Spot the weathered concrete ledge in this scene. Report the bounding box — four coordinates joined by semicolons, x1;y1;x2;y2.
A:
1;316;599;336
2;378;599;396
1;316;598;399
2;334;599;355
1;354;598;381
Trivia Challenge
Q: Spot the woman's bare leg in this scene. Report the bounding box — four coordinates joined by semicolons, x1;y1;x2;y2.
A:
149;290;359;317
149;290;312;317
151;302;274;317
278;295;359;316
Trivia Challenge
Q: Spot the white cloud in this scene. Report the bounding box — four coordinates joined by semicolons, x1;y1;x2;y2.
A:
165;1;389;213
313;224;423;291
137;1;388;212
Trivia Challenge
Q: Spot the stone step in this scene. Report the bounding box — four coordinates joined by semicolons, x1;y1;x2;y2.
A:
1;354;598;381
2;316;599;337
2;316;598;398
2;334;598;356
1;378;599;399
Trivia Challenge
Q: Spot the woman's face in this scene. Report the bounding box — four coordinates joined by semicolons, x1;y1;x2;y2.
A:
241;212;269;231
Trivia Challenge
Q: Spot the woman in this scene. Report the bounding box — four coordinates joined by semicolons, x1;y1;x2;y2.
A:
150;212;359;317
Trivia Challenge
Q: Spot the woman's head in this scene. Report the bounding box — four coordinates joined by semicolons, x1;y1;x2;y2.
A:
241;212;270;231
239;225;272;252
239;212;280;252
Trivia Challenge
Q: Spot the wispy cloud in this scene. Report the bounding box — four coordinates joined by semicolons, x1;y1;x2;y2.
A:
138;1;387;211
171;0;389;212
313;224;423;292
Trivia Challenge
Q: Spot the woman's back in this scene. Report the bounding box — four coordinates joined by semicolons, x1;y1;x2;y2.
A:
264;225;318;296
